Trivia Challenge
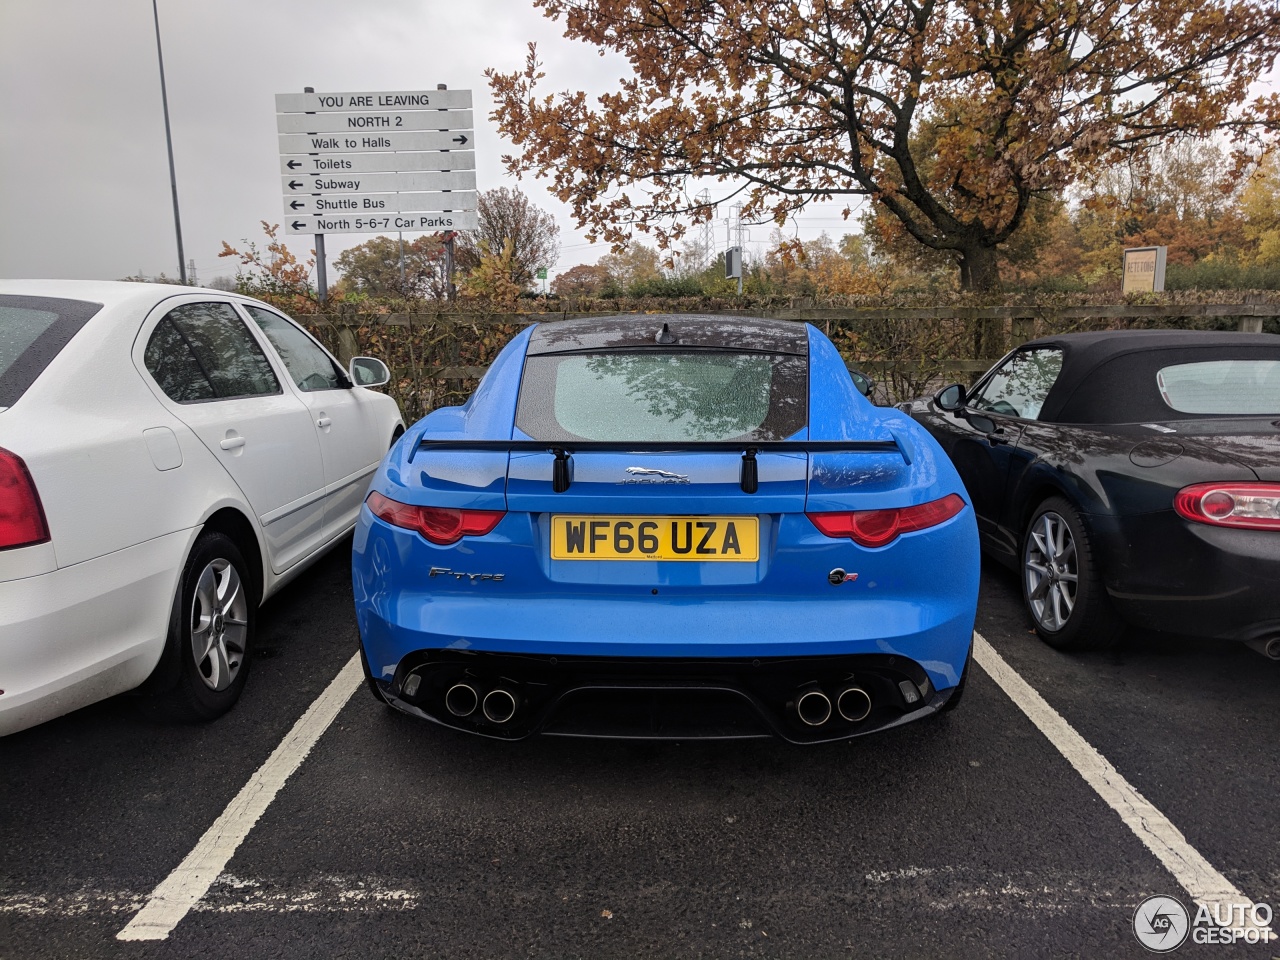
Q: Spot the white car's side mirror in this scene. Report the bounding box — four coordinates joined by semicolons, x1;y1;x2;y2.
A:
349;356;390;388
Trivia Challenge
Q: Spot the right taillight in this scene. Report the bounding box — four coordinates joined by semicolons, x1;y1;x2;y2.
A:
366;491;505;545
807;493;966;548
0;447;50;550
1173;482;1280;530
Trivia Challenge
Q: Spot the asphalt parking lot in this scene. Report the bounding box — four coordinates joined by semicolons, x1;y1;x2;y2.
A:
2;539;1278;959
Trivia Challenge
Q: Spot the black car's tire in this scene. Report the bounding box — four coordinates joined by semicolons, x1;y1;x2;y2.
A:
147;532;255;721
938;637;972;714
1021;497;1122;651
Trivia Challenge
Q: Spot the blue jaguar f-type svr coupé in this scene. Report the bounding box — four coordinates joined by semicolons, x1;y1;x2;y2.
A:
353;316;979;742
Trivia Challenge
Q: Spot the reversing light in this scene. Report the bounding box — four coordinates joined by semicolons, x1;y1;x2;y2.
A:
807;493;966;548
0;447;50;551
1173;482;1280;530
366;491;505;545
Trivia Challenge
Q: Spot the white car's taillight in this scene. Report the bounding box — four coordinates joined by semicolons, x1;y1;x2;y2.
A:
0;447;50;550
1173;482;1280;530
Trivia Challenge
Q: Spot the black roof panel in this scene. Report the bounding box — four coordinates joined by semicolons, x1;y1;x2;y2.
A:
1020;330;1280;423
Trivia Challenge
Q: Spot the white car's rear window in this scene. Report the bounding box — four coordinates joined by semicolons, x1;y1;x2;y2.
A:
0;296;101;406
1157;360;1280;414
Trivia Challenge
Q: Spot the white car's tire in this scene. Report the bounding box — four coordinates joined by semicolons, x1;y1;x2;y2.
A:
148;532;255;720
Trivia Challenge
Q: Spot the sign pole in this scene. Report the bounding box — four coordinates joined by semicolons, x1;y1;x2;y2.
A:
437;84;457;302
444;232;456;301
305;86;328;305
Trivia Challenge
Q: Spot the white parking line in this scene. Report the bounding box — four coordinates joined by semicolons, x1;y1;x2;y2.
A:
973;632;1273;939
116;653;363;942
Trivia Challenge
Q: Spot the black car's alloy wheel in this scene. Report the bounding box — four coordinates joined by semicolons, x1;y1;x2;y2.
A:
1022;497;1122;650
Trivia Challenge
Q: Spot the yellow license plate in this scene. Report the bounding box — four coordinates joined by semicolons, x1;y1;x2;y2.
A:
551;515;759;561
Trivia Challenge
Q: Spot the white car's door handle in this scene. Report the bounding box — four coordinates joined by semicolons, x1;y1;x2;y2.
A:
219;436;245;451
316;417;332;428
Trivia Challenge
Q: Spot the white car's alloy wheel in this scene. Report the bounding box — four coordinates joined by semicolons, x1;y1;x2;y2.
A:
190;557;249;692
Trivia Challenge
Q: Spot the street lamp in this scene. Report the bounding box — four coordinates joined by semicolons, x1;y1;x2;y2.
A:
151;0;186;284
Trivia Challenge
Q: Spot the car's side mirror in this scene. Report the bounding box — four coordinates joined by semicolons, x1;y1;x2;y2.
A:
850;370;874;398
935;383;966;412
350;356;391;388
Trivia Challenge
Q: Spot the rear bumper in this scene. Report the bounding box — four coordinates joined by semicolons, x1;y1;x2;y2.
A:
370;650;958;743
1093;512;1280;642
354;506;979;693
0;531;188;736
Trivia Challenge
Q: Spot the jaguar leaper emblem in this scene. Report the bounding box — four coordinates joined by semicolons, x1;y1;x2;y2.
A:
621;466;690;484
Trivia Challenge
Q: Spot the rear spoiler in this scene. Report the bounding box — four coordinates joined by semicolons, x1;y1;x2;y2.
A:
411;436;912;494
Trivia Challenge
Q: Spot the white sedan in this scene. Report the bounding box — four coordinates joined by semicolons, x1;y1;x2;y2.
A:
0;280;403;735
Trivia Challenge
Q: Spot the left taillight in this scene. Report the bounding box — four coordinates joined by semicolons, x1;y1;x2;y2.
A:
807;493;966;548
0;447;50;550
1173;482;1280;531
366;491;505;545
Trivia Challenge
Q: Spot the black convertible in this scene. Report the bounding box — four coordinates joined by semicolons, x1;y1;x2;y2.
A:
903;329;1280;656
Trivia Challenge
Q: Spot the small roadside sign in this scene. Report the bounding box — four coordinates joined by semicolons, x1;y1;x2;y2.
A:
1122;246;1167;294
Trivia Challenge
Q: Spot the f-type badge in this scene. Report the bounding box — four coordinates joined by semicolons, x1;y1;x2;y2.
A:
621;466;690;485
429;566;504;582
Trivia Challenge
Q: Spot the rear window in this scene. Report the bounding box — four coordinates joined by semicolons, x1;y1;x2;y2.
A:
1157;360;1280;414
0;296;102;407
516;351;807;442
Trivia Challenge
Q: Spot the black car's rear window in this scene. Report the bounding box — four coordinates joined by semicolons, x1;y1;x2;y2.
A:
516;351;807;442
1157;360;1280;414
0;296;102;407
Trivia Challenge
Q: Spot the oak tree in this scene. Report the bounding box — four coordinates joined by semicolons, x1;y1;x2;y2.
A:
488;0;1280;291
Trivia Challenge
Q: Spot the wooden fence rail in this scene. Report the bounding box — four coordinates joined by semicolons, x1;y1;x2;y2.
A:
299;301;1280;417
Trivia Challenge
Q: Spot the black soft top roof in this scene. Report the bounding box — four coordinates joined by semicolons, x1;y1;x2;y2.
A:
527;314;809;356
1019;329;1280;423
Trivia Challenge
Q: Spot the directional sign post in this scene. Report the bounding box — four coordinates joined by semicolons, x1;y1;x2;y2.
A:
276;86;478;302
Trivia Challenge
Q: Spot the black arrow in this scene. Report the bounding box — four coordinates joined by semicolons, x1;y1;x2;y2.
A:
291;221;307;231
287;160;302;169
453;134;468;145
288;180;304;190
290;200;305;210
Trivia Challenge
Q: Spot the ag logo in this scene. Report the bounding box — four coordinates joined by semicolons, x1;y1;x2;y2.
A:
1133;895;1190;953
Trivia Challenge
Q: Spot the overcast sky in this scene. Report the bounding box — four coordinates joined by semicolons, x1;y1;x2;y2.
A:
0;0;863;287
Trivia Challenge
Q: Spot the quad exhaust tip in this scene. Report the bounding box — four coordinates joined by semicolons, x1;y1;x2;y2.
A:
482;688;519;724
445;683;479;717
837;686;873;723
1244;636;1280;661
795;687;833;726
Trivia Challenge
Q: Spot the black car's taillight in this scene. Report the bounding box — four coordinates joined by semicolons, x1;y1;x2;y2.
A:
366;491;505;545
1173;482;1280;530
0;447;50;550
